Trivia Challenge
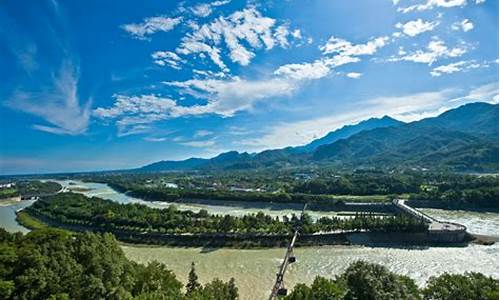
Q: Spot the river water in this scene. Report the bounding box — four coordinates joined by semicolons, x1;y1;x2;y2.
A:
0;179;498;300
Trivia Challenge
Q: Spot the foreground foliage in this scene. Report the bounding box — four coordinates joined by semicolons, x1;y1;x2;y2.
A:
283;261;498;300
1;229;496;300
0;228;237;300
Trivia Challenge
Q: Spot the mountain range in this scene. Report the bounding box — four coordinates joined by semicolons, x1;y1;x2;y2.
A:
139;102;499;173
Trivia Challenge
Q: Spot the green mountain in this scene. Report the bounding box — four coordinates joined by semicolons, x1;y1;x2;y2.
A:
295;116;404;152
138;102;499;172
313;103;498;171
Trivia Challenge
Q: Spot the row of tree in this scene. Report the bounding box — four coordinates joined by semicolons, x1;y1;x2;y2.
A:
26;193;427;235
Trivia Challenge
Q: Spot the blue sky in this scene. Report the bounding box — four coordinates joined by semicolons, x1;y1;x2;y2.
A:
0;0;498;175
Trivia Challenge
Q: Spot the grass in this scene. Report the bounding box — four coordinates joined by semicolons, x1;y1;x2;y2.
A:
325;194;390;202
16;211;48;230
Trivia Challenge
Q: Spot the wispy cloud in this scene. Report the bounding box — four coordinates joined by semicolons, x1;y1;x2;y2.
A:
430;59;490;76
180;139;216;147
346;72;362;79
190;0;231;18
398;0;467;13
8;61;91;135
151;51;186;69
144;136;167;142
395;19;440;37
386;37;469;65
122;16;182;39
452;19;474;32
176;7;302;71
194;130;213;137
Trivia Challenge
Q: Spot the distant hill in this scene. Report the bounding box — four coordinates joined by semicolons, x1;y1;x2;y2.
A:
415;102;499;140
295;116;404;152
138;102;499;172
313;103;499;171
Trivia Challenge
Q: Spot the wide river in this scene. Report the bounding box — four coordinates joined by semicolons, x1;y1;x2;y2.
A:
0;180;498;299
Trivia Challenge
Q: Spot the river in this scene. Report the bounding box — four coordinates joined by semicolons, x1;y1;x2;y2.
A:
0;179;498;300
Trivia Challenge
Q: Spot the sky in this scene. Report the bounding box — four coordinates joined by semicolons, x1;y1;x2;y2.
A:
0;0;498;175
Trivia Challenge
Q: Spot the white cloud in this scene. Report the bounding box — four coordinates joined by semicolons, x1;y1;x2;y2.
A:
151;51;185;69
270;35;387;81
399;0;467;13
165;77;297;117
94;74;300;136
475;0;486;3
430;60;486;76
144;137;167;142
273;59;332;80
388;38;468;65
452;82;499;104
191;0;231;17
320;36;388;56
452;19;474;32
194;130;213;137
395;19;439;37
180;140;216;147
176;7;301;70
93;94;214;135
122;16;182;39
346;72;362;79
8;61;91;135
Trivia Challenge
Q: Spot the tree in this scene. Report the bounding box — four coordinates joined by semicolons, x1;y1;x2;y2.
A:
186;262;202;296
341;261;420;300
227;278;238;300
423;272;498;300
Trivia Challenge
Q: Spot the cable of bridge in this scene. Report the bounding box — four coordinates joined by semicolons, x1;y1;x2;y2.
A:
268;203;307;299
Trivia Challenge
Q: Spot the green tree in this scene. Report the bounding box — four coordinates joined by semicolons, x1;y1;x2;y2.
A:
341;261;420;300
423;272;498;300
186;262;202;296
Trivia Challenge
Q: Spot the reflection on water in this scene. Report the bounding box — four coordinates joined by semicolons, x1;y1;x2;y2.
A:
0;179;497;300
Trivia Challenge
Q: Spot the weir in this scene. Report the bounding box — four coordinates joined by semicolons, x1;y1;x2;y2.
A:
392;199;468;242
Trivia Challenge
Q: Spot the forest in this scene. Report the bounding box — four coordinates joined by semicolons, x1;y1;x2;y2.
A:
25;193;427;236
0;228;237;300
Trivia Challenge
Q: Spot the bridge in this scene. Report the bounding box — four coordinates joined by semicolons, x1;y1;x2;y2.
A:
268;204;307;299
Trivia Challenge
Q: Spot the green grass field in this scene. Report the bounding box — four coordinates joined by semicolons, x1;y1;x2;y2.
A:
16;211;48;230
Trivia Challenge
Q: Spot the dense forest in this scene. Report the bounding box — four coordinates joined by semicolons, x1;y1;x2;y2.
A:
0;228;237;300
25;193;427;236
0;229;496;299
